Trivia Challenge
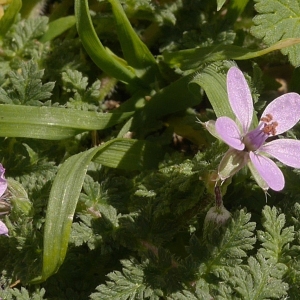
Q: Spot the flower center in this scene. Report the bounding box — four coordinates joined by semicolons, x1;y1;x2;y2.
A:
243;113;278;151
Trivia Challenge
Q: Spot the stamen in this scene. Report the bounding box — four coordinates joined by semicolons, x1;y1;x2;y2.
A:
260;113;273;123
260;113;278;136
262;121;278;135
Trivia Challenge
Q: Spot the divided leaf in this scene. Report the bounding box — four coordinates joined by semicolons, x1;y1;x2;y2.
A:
0;61;54;106
90;259;160;300
62;69;101;110
3;287;46;300
71;214;103;250
169;279;212;300
228;254;288;300
4;16;48;59
258;206;294;263
251;0;300;66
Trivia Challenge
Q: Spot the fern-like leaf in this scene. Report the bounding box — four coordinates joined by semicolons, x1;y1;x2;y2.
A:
168;279;212;300
62;69;101;110
1;287;46;300
251;0;300;66
90;259;161;300
258;206;294;263
227;254;288;300
0;60;54;105
4;16;48;60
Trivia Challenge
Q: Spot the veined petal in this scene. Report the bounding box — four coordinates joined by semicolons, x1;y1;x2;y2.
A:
259;139;300;168
215;116;244;150
260;93;300;135
227;67;253;134
249;152;284;191
0;220;8;236
218;148;248;181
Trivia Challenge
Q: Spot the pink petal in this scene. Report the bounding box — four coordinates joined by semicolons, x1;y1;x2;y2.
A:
0;220;8;236
227;67;253;134
247;160;269;191
260;93;300;135
259;139;300;168
215;116;244;150
0;164;7;198
249;152;284;191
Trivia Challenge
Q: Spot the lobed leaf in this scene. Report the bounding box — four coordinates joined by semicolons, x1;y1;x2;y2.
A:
228;254;288;299
0;61;54;106
257;206;294;263
251;0;300;66
7;16;48;53
169;279;212;299
90;259;158;300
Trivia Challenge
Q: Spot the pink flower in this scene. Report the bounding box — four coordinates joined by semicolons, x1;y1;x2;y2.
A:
0;220;8;236
214;67;300;191
0;164;8;236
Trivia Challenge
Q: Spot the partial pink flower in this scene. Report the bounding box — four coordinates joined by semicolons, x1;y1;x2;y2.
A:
0;220;8;236
213;67;300;191
0;164;7;197
0;164;8;236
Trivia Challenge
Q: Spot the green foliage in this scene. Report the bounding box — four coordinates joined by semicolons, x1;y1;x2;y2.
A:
1;0;300;299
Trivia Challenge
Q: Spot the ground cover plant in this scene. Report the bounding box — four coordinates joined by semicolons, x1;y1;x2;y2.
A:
2;0;300;299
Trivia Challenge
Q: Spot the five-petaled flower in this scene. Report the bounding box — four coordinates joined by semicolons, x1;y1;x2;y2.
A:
0;164;8;236
209;66;300;191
